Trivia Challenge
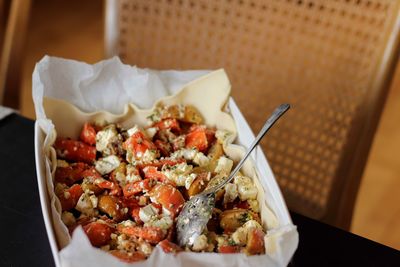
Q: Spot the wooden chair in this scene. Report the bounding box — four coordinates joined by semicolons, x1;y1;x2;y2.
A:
104;0;400;230
0;0;31;109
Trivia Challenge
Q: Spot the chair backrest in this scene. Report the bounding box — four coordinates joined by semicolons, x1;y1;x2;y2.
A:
105;0;400;230
0;0;31;108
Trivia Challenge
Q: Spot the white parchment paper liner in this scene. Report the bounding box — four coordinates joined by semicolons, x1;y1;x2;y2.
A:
33;56;298;267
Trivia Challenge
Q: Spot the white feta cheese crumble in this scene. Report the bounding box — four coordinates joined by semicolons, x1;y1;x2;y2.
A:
170;148;197;160
125;150;135;164
138;242;153;256
126;164;141;183
243;219;263;230
162;206;171;217
192;234;208;251
184;173;198;190
95;155;120;175
145;127;157;139
146;110;162;124
231;219;263;245
144;216;173;230
234;175;258;201
223;183;238;204
127;125;140;136
215;156;233;175
231;227;248;245
216;236;227;247
114;171;127;186
171;147;212;168
162;162;194;187
75;192;96;216
63;191;71;199
139;204;159;223
120;220;136;227
142;149;158;163
116;234;132;251
89;194;98;208
96;125;119;154
193;152;210;167
175;162;192;173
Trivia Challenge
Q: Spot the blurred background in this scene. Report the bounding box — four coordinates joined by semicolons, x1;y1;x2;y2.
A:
1;0;399;250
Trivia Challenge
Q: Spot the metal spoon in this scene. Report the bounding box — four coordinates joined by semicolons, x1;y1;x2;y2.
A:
176;103;290;247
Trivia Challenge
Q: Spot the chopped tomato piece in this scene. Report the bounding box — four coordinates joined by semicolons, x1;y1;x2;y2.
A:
159;239;183;253
83;222;113;247
189;125;216;145
67;216;92;235
188;124;207;132
185;129;208;152
246;228;265;255
110;250;146;263
123;179;157;197
151;202;163;211
225;200;251;210
219;245;240;253
117;225;166;244
122;198;141;223
154;139;171;157
154;118;181;132
58;184;83;211
55;162;87;186
166;225;175;241
130;207;142;224
143;166;169;183
80;123;97;145
54;138;96;164
205;129;216;145
96;180;122;196
123;131;157;161
235;201;250;209
122;197;139;210
149;184;185;216
81;167;102;181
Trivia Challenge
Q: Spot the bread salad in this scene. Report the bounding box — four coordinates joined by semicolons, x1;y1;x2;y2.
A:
53;104;265;263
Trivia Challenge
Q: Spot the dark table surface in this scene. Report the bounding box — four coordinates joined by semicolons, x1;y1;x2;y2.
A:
0;113;399;267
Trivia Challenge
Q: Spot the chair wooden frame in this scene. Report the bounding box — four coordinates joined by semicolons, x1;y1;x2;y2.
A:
0;0;31;109
327;8;400;229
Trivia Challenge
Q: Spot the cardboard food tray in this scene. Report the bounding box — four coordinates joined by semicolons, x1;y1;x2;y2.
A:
33;56;298;267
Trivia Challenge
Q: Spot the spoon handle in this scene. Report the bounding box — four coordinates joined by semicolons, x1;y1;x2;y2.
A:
208;103;290;193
